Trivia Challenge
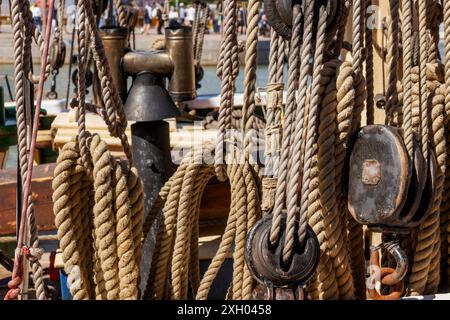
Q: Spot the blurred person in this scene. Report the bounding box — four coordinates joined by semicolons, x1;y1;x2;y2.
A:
259;10;269;37
156;2;163;34
169;6;178;24
238;4;247;35
31;2;42;32
213;6;220;33
205;4;212;34
178;2;186;25
141;1;152;34
187;4;195;26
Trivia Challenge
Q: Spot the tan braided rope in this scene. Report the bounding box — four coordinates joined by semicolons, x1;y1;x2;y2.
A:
402;0;414;158
53;142;93;299
215;0;238;181
346;71;367;300
10;0;48;300
418;0;429;165
241;0;259;158
443;0;450;285
53;135;144;300
90;135;120;300
144;145;260;300
317;58;355;300
424;85;446;294
308;154;340;300
270;4;302;247
115;0;128;27
406;65;444;296
113;160;139;299
346;0;368;298
284;0;316;254
365;0;374;125
385;0;400;123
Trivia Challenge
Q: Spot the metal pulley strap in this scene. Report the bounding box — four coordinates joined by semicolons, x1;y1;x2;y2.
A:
46;69;59;99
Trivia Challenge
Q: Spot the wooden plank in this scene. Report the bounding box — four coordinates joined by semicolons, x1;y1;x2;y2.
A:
0;149;8;169
0;163;56;236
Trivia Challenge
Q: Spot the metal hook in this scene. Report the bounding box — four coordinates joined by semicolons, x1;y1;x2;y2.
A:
381;241;408;286
368;248;404;300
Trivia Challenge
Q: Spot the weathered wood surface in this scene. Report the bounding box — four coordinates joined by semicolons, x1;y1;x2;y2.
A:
0;163;56;235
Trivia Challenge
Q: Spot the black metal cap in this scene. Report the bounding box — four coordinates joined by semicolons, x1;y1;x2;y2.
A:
124;72;180;122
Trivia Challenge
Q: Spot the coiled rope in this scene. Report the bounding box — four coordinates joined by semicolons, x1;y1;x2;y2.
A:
52;0;144;300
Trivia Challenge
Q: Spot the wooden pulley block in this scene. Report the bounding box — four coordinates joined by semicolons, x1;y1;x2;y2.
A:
49;40;66;71
347;125;438;231
403;144;437;227
347;125;410;230
264;0;342;40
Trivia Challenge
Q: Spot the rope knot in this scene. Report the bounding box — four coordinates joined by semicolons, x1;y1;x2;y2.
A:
24;246;44;262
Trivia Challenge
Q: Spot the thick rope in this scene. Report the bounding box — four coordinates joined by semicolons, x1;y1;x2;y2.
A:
270;3;302;249
115;0;127;27
365;0;374;124
241;0;259;159
406;65;443;296
144;145;260;300
53;142;94;299
286;0;316;252
443;0;450;286
385;0;400;123
418;0;429;165
7;0;49;300
424;85;446;294
215;0;238;181
402;0;414;158
53;136;143;300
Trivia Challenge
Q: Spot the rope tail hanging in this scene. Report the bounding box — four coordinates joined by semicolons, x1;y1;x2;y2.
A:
244;0;365;300
5;0;56;300
143;0;262;300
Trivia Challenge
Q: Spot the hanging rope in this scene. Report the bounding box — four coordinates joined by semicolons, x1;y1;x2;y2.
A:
385;0;400;124
215;0;239;181
142;145;261;300
51;0;144;300
443;0;450;287
418;0;429;166
365;0;374;125
402;0;414;158
5;0;55;300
